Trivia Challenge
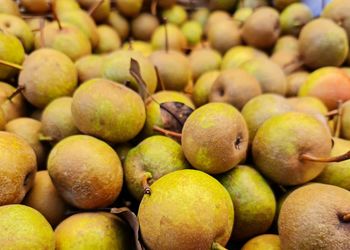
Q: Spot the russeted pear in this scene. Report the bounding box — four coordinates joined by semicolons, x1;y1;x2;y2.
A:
77;0;111;23
205;10;231;34
218;165;276;241
0;82;25;121
322;0;350;39
107;10;129;41
41;97;79;142
253;112;333;185
21;0;50;14
279;183;350;250
273;35;299;54
241;234;281;250
182;103;249;174
5;118;47;168
181;21;203;46
0;205;54;249
23;171;67;227
162;4;188;26
131;13;159;41
151;24;187;51
285;71;308;97
189;48;222;80
0;0;21;16
95;25;121;53
72;78;146;143
55;212;135;249
270;50;302;75
115;0;142;17
48;135;123;209
75;54;103;83
280;3;313;37
0;131;36;205
193;70;220;107
209;69;262;110
139;169;234;250
125;135;189;201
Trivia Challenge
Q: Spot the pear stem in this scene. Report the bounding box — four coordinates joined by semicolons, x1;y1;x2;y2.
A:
141;172;152;195
39;134;53;142
88;0;104;16
7;86;25;101
325;109;339;117
163;18;169;53
300;150;350;163
153;125;182;138
50;2;62;30
0;59;23;70
211;242;228;250
334;100;343;138
154;66;165;91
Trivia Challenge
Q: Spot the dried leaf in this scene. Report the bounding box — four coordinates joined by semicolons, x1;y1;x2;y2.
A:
110;207;145;250
129;58;148;100
160;102;194;133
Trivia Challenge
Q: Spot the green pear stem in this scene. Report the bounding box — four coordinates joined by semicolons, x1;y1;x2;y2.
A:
7;86;25;101
141;172;152;195
211;242;228;250
153;125;182;138
39;134;53;142
341;213;350;222
300;150;350;163
88;0;104;16
334;100;343;138
0;59;23;70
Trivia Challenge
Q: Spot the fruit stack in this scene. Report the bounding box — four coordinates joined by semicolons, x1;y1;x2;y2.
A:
0;0;350;249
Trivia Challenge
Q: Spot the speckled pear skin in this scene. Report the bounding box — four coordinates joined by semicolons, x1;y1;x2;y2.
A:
0;204;55;250
278;183;350;250
71;78;146;143
218;165;276;241
47;135;123;209
138;169;234;250
55;212;135;250
182;102;249;174
253;112;332;185
124;135;189;201
75;55;103;83
242;234;281;250
192;70;220;107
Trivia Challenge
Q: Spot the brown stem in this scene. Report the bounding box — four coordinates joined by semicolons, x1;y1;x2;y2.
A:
0;59;23;70
325;109;339;117
341;213;350;222
141;173;152;195
50;1;62;30
335;100;343;138
163;18;169;53
153;125;182;138
7;86;25;101
211;242;228;250
300;150;350;163
151;0;158;15
88;0;104;16
154;66;165;91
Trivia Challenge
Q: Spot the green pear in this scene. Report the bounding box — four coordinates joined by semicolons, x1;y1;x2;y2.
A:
115;0;142;17
191;7;209;29
75;54;103;83
218;165;276;241
54;0;80;13
95;25;121;54
0;81;25;121
139;169;234;250
233;7;253;26
273;0;300;10
241;94;293;143
72;78;146;143
151;23;187;51
41;97;79;142
322;0;350;39
181;20;203;46
182;102;249;174
55;212;135;249
115;143;132;165
0;131;36;205
107;10;129;41
125;135;189;201
0;0;20;16
340;100;350;140
273;35;299;54
253;112;333;185
77;0;111;23
242;234;281;250
162;4;188;26
193;70;220;107
0;204;54;249
122;40;153;56
131;13;159;41
280;3;313;37
285;70;308;97
189;47;222;80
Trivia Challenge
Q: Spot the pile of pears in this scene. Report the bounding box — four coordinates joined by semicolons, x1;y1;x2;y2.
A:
2;0;350;249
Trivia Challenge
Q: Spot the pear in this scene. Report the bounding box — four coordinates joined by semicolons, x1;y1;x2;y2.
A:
270;50;302;75
0;131;36;205
0;108;4;130
285;71;308;97
48;135;123;209
343;67;350;78
77;0;111;23
139;169;234;250
0;14;34;52
253;112;333;185
218;165;276;241
18;48;78;109
162;4;187;26
233;7;253;26
75;54;103;83
0;32;25;80
221;45;267;70
21;0;50;14
273;0;300;10
102;50;157;94
131;13;159;41
280;3;313;37
149;50;190;91
241;94;293;143
322;0;350;39
181;20;203;46
273;35;299;54
0;205;54;249
41;97;79;142
125;135;189;201
205;10;231;34
0;0;20;16
107;10;129;41
55;212;134;249
242;234;281;250
242;7;280;49
23;171;67;227
5;118;47;168
115;143;132;165
115;0;142;17
209;68;262;110
279;183;350;250
122;40;153;56
95;25;121;54
151;23;187;51
209;0;236;10
238;0;268;8
0;81;25;121
208;19;241;54
189;47;222;80
191;7;209;28
299;18;348;69
34;21;92;61
54;0;80;13
316;138;350;190
193;70;220;107
240;58;287;95
182;103;249;174
298;67;350;110
340;100;350;140
72;78;146;143
142;90;194;137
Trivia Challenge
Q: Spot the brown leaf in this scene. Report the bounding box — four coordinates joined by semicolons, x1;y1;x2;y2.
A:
160;102;194;133
129;58;148;100
110;207;145;250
